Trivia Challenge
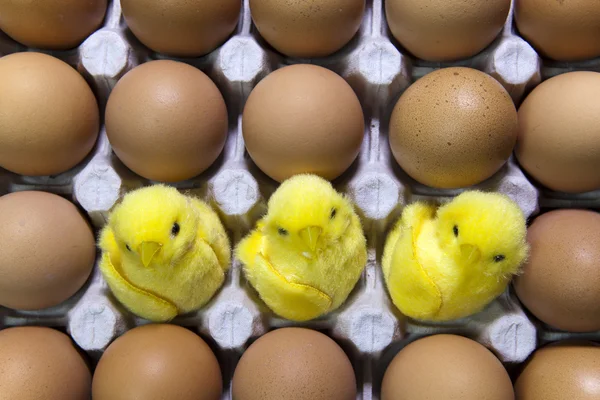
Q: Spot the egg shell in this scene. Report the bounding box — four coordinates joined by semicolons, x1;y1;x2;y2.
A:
385;0;510;61
121;0;241;57
0;52;100;176
381;334;514;400
105;60;228;182
0;327;91;400
242;64;365;182
232;327;356;400
388;67;517;189
515;0;600;61
0;191;96;310
92;324;222;400
515;71;600;193
514;209;600;332
249;0;365;58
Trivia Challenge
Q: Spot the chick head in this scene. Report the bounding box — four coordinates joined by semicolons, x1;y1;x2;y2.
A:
108;185;199;267
435;191;528;278
263;174;354;258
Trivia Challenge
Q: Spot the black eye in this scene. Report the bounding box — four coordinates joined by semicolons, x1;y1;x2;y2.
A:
453;225;459;237
171;222;180;236
278;227;288;236
125;244;132;252
330;208;337;219
494;255;505;263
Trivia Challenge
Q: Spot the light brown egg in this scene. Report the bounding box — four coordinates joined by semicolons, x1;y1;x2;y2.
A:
516;71;600;193
250;0;364;58
105;60;228;182
515;0;600;61
121;0;241;57
515;342;600;399
385;0;510;61
389;67;517;189
0;191;95;310
0;326;91;400
514;209;600;332
381;334;514;400
0;0;107;50
93;324;222;400
0;52;100;176
232;328;356;400
242;64;364;182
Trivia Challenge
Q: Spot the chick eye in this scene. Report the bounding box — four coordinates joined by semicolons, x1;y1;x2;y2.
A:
330;208;337;219
278;227;288;236
171;222;180;237
125;244;132;252
453;225;459;237
493;254;505;263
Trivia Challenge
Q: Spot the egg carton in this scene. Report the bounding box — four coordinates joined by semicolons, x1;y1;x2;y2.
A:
1;0;600;398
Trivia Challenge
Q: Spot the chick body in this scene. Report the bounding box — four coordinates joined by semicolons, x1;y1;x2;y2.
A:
383;191;528;321
99;185;230;322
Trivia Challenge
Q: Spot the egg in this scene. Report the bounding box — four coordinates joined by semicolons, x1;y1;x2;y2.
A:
0;326;91;400
515;341;600;399
381;334;514;400
389;67;517;189
121;0;241;57
105;60;228;182
515;71;600;193
0;0;107;50
0;191;95;310
0;52;100;176
242;64;364;182
515;0;600;61
232;328;356;400
92;324;222;400
249;0;365;58
514;209;600;332
385;0;510;61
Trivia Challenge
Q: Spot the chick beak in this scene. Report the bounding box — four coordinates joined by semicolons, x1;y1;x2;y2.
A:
299;226;322;253
460;244;481;264
140;241;162;267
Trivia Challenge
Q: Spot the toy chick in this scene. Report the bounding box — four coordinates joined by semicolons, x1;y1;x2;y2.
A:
382;191;528;322
98;185;230;322
236;174;367;321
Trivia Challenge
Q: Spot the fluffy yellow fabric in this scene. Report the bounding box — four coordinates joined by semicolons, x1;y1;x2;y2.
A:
236;174;367;321
382;191;528;321
98;185;230;322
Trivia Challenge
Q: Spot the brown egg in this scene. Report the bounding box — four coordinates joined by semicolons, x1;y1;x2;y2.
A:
514;209;600;332
121;0;240;57
516;72;600;193
515;0;600;61
250;0;365;58
0;52;99;176
0;191;95;310
106;60;228;182
386;0;510;61
381;334;514;400
389;67;517;189
515;341;600;399
0;327;91;400
93;324;222;400
242;64;364;182
232;328;356;400
0;0;106;50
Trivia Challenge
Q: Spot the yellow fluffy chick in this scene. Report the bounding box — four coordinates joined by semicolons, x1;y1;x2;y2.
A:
382;191;528;322
236;174;367;321
99;185;230;322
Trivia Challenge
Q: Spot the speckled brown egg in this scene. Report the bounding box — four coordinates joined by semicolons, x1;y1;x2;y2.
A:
515;341;600;399
516;71;600;193
381;334;514;400
105;60;228;182
232;328;356;400
514;209;600;332
121;0;241;57
389;67;517;189
0;52;100;176
515;0;600;61
386;0;510;61
242;64;364;182
0;326;91;400
249;0;365;58
93;324;222;400
0;0;107;50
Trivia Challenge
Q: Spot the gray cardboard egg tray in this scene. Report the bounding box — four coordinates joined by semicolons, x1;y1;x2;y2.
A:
1;0;599;398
